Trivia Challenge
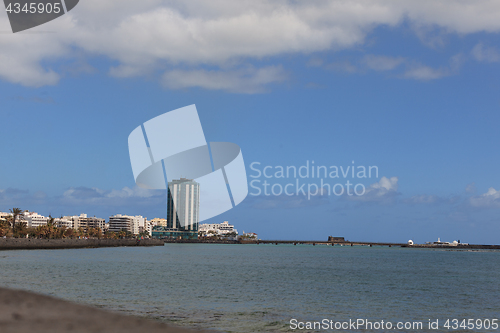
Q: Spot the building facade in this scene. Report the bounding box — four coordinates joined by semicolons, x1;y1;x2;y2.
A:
149;218;168;227
62;214;105;231
0;212;11;219
108;214;145;235
62;214;106;231
22;212;49;228
152;178;200;239
54;217;73;229
80;215;106;231
167;178;200;231
241;232;258;240
199;221;238;237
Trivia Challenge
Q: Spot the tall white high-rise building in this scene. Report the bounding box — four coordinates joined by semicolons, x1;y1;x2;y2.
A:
167;178;200;231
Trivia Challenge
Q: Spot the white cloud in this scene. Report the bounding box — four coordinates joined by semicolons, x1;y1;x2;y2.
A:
472;43;500;63
369;176;398;192
403;194;461;205
307;57;358;73
405;194;440;204
161;66;287;93
62;186;163;204
0;33;64;86
469;187;500;208
347;176;400;202
313;53;464;79
362;55;405;71
325;61;358;73
2;1;500;88
402;53;464;80
465;182;476;194
404;65;449;80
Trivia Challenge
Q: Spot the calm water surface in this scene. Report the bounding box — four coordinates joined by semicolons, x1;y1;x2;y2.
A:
0;244;499;332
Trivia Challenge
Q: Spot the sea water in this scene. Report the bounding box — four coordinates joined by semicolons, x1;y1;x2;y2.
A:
0;244;499;332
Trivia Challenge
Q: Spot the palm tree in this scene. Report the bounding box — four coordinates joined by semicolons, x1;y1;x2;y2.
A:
0;218;10;237
9;208;22;233
65;228;75;239
48;214;55;226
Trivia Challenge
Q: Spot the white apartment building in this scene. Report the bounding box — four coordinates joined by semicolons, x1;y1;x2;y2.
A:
139;220;154;236
199;221;238;236
149;218;168;227
108;214;145;235
54;217;73;229
63;214;105;231
0;212;11;219
22;212;49;228
63;215;80;229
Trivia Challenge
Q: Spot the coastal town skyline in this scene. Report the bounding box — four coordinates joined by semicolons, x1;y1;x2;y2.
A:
1;3;499;332
2;2;500;244
0;208;256;239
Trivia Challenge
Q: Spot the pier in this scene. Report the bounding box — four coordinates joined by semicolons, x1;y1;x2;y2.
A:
254;240;500;249
161;238;500;249
254;240;406;247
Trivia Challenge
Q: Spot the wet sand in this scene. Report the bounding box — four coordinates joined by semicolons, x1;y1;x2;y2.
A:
0;287;205;333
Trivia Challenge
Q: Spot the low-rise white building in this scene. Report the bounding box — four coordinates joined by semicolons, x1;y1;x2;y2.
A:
54;217;73;229
149;218;168;227
139;220;154;236
0;212;11;219
22;212;49;228
199;221;238;237
241;232;258;240
108;214;145;235
63;214;105;231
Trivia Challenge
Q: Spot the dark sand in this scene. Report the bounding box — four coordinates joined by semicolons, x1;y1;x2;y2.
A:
0;288;205;333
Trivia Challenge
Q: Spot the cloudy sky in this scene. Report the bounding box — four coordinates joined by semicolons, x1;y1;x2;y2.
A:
1;0;500;243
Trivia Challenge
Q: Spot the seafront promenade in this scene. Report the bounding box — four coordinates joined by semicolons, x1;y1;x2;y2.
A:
0;238;164;250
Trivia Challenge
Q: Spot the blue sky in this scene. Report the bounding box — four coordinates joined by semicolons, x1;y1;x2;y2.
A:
1;1;500;243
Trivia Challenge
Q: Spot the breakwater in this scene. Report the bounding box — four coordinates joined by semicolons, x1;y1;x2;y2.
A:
403;244;500;250
163;238;239;244
257;240;500;249
161;239;500;249
255;240;406;246
0;238;164;250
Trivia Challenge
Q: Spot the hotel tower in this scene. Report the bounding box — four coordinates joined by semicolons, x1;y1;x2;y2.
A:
167;178;200;232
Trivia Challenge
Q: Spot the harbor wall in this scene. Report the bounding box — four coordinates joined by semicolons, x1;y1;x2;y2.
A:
0;238;164;250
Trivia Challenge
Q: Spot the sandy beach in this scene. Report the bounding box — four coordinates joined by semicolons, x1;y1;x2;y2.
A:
0;287;204;333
